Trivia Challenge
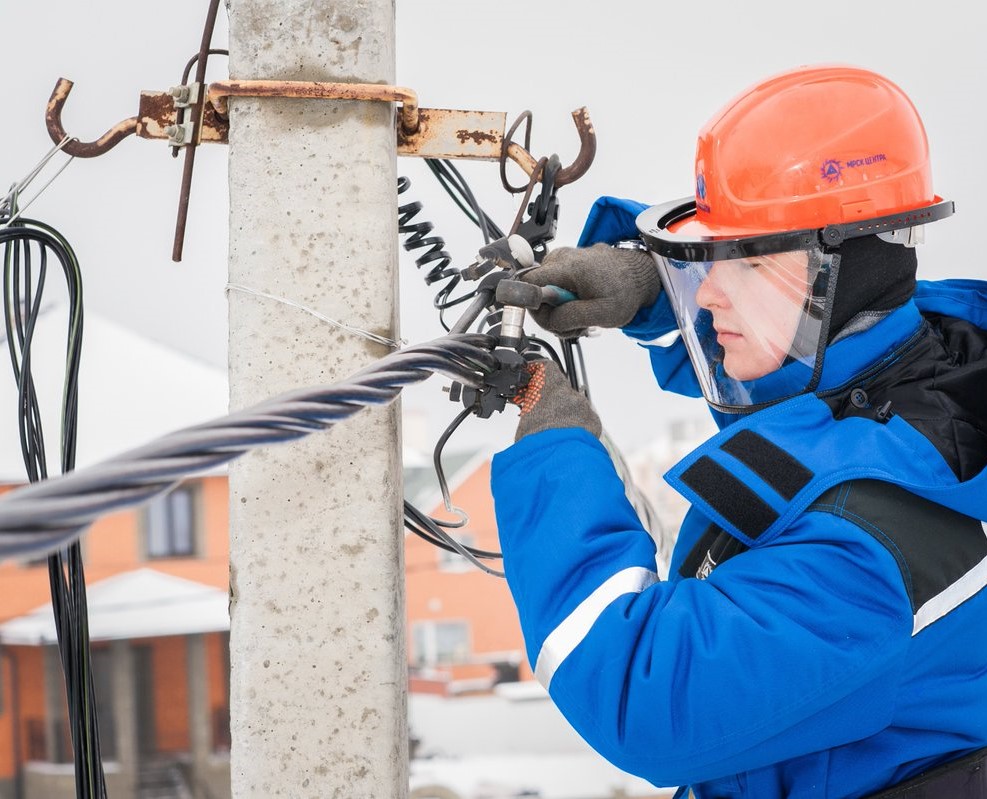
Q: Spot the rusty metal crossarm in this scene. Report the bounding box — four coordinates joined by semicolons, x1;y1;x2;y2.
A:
43;74;597;261
48;75;594;183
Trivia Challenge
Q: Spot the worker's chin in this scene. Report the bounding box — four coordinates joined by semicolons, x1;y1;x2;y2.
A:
722;349;781;382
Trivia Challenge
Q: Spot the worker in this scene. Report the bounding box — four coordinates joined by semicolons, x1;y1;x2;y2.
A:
491;64;987;798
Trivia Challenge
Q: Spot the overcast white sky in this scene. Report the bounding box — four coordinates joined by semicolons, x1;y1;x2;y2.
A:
1;0;984;459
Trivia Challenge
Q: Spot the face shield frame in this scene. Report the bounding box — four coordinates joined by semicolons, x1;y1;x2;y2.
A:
636;197;955;262
635;197;954;413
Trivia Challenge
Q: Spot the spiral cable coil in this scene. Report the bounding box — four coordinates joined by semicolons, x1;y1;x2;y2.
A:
397;176;467;330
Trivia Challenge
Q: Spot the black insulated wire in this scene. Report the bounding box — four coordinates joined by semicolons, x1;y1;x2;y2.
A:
397;162;515;568
397;160;508;331
1;214;106;799
424;159;505;244
397;159;570;569
397;175;470;330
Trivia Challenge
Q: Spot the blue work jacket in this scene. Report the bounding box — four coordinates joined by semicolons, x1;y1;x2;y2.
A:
490;197;987;798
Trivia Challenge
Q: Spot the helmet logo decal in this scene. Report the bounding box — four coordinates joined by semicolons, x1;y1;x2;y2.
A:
821;153;887;184
820;159;842;183
696;173;711;213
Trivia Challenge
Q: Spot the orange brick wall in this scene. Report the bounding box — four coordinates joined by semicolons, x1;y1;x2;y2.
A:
206;632;230;748
405;460;533;684
0;653;12;778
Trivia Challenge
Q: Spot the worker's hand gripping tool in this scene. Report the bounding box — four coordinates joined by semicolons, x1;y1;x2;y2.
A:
448;234;575;417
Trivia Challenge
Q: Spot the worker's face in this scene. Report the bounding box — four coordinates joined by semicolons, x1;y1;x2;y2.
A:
694;251;811;381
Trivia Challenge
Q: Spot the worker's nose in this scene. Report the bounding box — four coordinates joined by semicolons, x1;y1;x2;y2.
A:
696;263;729;310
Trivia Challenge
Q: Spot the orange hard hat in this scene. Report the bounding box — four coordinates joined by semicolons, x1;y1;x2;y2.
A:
675;64;942;239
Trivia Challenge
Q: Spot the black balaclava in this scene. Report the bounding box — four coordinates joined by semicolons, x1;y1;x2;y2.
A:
827;235;918;342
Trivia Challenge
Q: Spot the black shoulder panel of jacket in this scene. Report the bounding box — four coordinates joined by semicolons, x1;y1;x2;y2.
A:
809;480;987;619
679;429;815;540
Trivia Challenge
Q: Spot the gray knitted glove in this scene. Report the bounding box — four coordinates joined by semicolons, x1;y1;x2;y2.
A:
512;361;602;443
525;243;661;337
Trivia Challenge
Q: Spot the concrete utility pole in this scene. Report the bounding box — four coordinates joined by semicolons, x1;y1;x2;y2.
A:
226;2;405;797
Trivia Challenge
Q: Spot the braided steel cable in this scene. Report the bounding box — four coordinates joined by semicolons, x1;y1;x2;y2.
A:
0;334;498;561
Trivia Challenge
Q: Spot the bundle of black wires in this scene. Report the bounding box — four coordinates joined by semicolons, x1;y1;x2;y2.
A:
424;159;505;245
1;211;106;798
399;159;570;576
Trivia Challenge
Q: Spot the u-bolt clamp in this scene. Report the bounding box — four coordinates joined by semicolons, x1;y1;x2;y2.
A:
206;79;421;137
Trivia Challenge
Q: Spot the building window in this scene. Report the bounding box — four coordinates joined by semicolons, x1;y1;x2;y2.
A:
438;533;475;573
145;485;197;558
412;620;470;667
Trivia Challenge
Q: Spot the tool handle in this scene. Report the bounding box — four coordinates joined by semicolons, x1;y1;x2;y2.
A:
495;279;577;309
539;285;577;306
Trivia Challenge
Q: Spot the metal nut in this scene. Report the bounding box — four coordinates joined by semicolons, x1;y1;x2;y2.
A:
164;124;186;144
169;85;191;103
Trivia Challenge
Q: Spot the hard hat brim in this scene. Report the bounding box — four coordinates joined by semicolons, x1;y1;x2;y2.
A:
636;198;955;262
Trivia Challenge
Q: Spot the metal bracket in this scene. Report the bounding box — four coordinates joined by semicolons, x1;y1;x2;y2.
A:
44;75;597;260
168;82;201;109
52;77;595;183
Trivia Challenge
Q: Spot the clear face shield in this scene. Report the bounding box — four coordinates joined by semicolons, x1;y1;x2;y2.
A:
636;196;954;411
654;248;836;409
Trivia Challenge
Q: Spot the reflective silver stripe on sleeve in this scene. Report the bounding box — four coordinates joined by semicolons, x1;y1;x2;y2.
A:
913;530;987;636
533;566;659;689
640;330;681;348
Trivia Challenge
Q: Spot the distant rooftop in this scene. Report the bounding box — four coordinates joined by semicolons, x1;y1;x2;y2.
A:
0;305;228;483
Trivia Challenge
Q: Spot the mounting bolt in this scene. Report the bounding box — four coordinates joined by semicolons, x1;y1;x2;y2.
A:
164;122;195;147
167;82;201;109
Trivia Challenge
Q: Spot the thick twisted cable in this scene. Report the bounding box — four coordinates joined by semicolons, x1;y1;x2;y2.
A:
0;334;497;560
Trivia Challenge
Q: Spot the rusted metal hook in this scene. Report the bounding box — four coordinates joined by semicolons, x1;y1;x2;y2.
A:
502;107;596;192
555;107;596;188
46;78;138;158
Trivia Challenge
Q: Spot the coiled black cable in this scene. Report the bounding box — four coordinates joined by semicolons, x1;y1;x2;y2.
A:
396;160;574;572
397;175;473;331
1;214;106;799
397;159;513;332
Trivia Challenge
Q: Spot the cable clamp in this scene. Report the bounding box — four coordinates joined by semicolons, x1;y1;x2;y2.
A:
168;82;201;109
164;121;195;147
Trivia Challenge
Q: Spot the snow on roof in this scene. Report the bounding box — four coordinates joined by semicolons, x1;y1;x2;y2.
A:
0;305;228;483
403;448;486;510
0;567;229;644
